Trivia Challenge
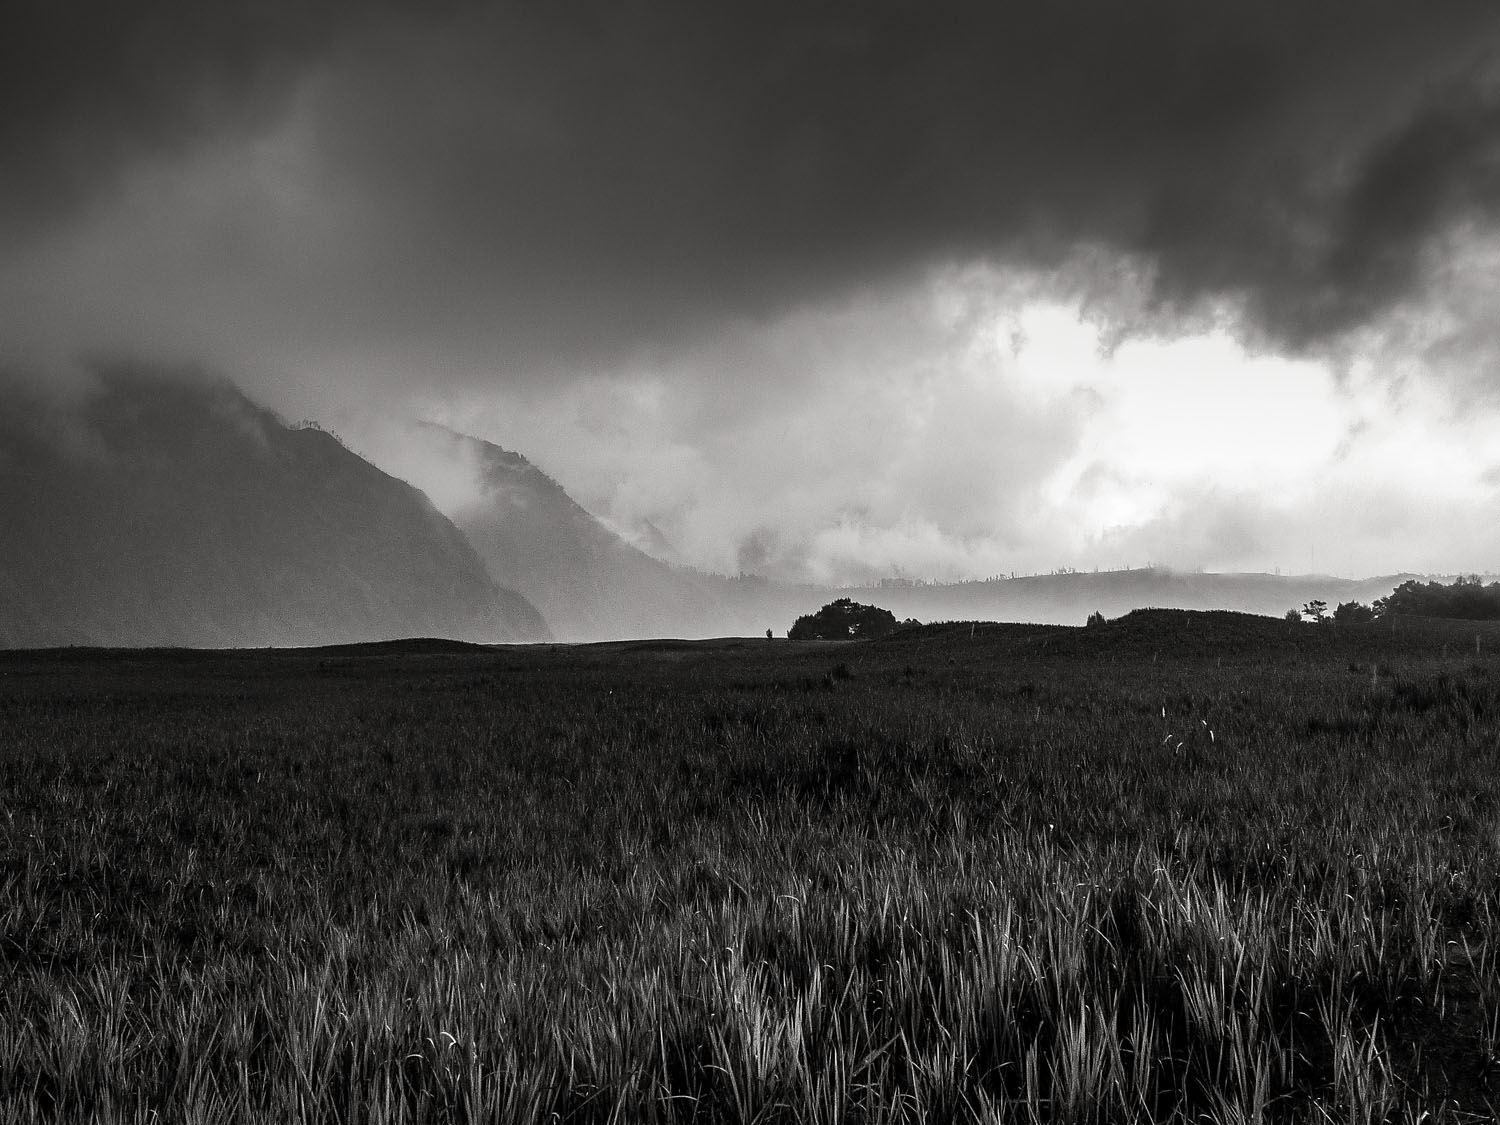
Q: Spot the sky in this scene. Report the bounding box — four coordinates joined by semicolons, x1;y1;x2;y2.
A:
5;1;1500;582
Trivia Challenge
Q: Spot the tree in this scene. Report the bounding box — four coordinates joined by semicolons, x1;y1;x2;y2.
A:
1302;599;1328;623
1333;600;1375;625
1086;611;1106;629
1284;608;1302;623
789;598;899;640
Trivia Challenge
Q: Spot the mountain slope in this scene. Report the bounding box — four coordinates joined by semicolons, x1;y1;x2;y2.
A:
0;372;549;647
421;424;736;641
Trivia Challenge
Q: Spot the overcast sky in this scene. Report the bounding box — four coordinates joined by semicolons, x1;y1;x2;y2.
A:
6;1;1500;582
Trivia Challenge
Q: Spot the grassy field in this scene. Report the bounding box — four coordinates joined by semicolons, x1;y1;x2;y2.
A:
4;610;1500;1122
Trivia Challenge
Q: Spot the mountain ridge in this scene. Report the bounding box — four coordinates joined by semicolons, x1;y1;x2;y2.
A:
0;371;550;648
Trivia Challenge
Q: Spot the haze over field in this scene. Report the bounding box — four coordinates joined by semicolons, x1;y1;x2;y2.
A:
5;2;1500;626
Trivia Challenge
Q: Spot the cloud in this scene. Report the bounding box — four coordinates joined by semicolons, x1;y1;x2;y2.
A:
5;1;1500;389
300;2;1500;363
0;0;467;248
8;3;1500;586
1227;77;1500;345
375;266;1086;581
381;260;1500;584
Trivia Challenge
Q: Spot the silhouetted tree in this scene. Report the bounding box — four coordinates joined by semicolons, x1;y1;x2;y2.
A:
1333;600;1376;625
789;598;898;640
1302;599;1328;623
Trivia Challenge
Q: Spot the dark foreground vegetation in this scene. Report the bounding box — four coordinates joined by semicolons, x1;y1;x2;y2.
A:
5;611;1500;1122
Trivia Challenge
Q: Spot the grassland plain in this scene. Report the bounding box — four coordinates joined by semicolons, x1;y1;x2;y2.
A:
4;611;1500;1122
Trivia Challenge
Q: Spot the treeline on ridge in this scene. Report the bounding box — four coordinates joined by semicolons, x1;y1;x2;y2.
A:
1303;575;1500;623
1377;576;1500;620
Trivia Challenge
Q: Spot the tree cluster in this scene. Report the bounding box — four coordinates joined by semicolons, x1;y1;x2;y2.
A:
1295;599;1378;624
1289;576;1500;624
1374;576;1500;620
789;598;899;640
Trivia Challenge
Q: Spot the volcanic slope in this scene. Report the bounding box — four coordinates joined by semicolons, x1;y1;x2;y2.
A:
421;424;770;641
0;372;549;648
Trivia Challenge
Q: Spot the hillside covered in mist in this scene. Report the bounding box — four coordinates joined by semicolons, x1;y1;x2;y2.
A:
410;425;731;642
0;372;549;648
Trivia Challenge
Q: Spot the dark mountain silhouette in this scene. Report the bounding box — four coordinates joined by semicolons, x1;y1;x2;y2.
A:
0;372;549;648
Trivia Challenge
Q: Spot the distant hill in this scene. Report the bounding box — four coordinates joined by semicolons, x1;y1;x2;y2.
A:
0;372;550;648
821;569;1414;628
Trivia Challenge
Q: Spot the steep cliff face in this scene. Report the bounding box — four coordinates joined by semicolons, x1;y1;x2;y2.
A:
0;372;550;648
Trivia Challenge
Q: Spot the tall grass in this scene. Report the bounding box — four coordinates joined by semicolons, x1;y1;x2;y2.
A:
2;614;1499;1121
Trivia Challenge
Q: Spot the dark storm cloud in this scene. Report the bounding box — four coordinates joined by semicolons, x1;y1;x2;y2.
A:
1316;87;1500;330
1147;75;1500;344
294;0;1500;361
0;0;431;241
6;1;1500;366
